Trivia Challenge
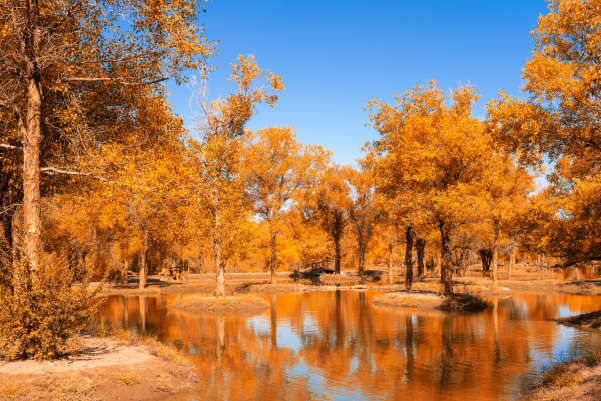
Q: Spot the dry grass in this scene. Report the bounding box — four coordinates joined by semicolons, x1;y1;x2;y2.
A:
33;373;100;401
87;321;198;392
116;371;139;388
438;294;489;311
528;354;601;401
150;373;175;393
167;294;269;312
371;292;442;308
555;310;601;329
0;382;24;399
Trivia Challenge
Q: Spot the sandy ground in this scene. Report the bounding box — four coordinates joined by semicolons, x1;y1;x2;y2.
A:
0;333;195;401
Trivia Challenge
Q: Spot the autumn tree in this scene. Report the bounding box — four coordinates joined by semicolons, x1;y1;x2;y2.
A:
0;0;213;274
305;164;352;275
243;127;328;284
486;0;601;263
345;167;384;276
366;81;488;295
189;55;284;297
481;155;533;288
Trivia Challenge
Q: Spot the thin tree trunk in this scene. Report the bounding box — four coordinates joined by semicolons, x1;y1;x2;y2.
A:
215;242;225;297
214;206;225;297
139;232;148;289
458;248;470;277
121;258;129;284
334;236;341;274
23;74;43;274
270;231;277;284
388;243;393;276
492;221;500;289
439;222;453;296
416;238;426;277
509;240;516;280
358;246;365;276
405;226;414;291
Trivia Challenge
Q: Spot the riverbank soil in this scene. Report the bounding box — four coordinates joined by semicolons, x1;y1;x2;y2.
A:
0;332;196;401
527;357;601;401
371;291;488;311
555;311;601;329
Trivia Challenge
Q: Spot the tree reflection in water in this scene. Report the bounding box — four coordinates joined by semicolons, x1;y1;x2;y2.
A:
97;291;601;401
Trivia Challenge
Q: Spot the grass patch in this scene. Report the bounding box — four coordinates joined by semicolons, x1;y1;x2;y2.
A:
116;371;139;388
528;353;601;401
438;294;489;312
167;294;269;312
151;373;175;393
555;310;601;329
42;373;99;401
0;382;24;399
88;320;198;392
371;292;443;308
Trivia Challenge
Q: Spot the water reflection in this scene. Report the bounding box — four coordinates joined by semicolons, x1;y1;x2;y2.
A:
97;291;601;401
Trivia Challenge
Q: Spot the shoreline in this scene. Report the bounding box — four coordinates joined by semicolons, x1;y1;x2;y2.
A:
0;331;196;401
92;268;601;299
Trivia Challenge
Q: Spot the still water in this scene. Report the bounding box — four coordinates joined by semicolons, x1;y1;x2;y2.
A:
98;291;601;401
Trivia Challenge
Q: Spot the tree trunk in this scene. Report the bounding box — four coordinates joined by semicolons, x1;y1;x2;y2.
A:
334;236;341;274
508;239;516;280
388;243;393;276
492;221;500;289
214;241;225;297
139;232;148;289
439;222;453;296
479;249;493;273
416;238;426;277
23;75;43;274
458;248;470;277
358;247;366;276
405;226;414;291
121;258;129;284
270;231;277;284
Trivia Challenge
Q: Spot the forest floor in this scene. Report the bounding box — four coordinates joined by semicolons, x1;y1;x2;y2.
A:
93;264;601;298
0;330;196;401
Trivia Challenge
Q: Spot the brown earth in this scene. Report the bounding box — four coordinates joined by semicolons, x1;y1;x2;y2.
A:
0;332;196;401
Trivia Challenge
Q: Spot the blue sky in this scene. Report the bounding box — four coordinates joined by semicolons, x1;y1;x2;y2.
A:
166;0;550;165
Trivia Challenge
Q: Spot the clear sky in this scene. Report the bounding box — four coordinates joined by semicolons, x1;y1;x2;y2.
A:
165;0;550;165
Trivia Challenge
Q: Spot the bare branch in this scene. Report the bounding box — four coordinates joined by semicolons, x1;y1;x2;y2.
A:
62;77;168;86
0;143;22;150
40;167;111;183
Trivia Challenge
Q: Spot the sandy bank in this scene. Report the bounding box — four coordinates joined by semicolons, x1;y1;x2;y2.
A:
0;332;196;401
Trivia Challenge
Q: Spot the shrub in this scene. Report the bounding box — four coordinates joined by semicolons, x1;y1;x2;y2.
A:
0;233;106;360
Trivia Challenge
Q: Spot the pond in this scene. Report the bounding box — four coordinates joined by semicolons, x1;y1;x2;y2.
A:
98;290;601;401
